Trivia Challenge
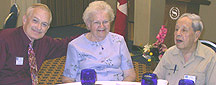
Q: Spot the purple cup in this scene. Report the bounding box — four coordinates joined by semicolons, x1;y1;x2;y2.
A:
81;69;96;85
178;79;194;85
141;73;157;85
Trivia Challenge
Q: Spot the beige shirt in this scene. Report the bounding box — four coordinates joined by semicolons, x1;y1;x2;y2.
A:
153;41;216;85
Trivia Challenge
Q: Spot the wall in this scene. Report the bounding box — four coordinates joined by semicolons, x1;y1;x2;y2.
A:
149;0;165;44
0;1;10;29
134;0;150;46
134;0;165;46
200;0;216;42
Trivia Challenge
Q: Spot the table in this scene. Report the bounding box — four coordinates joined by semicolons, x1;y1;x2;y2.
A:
57;81;141;85
57;79;168;85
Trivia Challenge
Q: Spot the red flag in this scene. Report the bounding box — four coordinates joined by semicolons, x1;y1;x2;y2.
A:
114;0;127;37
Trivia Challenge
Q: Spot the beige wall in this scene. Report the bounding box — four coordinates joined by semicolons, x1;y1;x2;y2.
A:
200;0;216;42
0;1;11;29
134;0;165;46
134;0;150;46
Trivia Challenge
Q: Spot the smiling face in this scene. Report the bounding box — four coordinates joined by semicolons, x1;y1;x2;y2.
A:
86;11;110;41
23;7;51;42
174;17;200;51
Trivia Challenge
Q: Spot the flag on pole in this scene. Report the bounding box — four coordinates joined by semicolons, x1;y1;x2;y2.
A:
114;0;127;37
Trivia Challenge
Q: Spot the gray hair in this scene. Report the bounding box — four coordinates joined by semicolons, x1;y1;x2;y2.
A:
26;3;52;23
82;1;114;24
178;13;203;32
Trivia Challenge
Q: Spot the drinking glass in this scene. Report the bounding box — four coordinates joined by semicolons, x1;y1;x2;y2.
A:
81;69;96;85
178;79;195;85
141;73;157;85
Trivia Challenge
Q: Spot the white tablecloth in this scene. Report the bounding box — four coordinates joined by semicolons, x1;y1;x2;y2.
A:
57;81;141;85
57;79;168;85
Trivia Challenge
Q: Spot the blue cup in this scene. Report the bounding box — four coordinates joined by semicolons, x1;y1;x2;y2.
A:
141;73;157;85
178;79;195;85
81;69;96;85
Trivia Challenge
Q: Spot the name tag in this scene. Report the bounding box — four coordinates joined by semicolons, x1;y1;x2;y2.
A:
16;57;24;65
184;75;196;83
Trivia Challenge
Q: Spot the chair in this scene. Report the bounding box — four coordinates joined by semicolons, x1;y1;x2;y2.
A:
200;40;216;52
3;3;19;29
38;56;66;84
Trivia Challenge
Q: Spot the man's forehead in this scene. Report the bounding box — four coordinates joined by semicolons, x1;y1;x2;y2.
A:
31;8;50;22
177;17;192;24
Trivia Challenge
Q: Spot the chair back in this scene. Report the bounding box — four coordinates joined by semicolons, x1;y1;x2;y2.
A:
3;3;19;29
200;40;216;52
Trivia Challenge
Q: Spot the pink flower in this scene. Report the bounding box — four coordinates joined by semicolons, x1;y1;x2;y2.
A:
142;25;167;61
156;25;167;44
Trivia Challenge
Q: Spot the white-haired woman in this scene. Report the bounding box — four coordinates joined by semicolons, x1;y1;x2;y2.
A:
62;1;136;83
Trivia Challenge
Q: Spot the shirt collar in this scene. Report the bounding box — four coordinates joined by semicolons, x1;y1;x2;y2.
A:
194;40;207;59
18;26;31;46
172;40;206;59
